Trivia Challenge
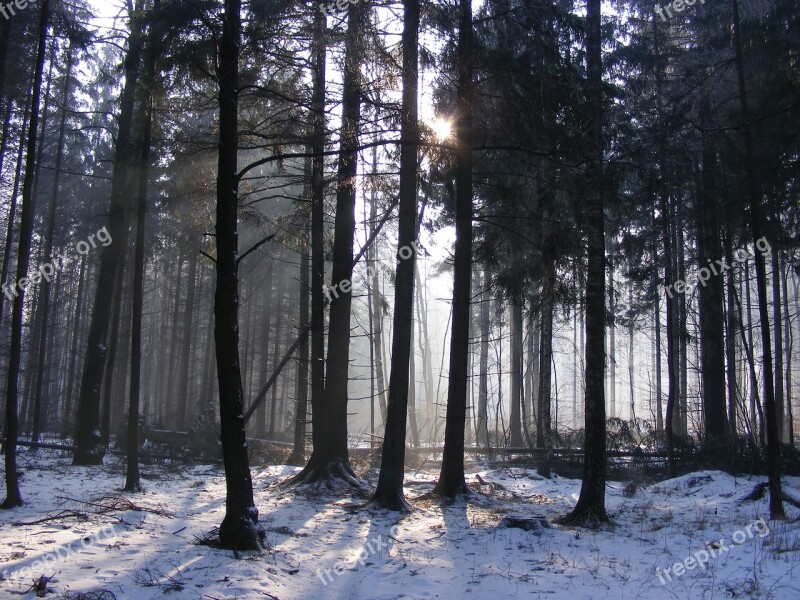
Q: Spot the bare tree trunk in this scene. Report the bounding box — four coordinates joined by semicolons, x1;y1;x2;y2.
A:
269;286;285;436
408;301;420;448
628;283;635;421
162;257;183;412
32;48;74;444
74;2;145;465
126;7;158;492
176;251;198;430
294;2;365;485
653;18;677;477
538;253;555;478
2;0;50;509
476;271;490;447
771;249;784;442
365;147;388;428
62;255;86;438
213;0;264;549
696;100;728;441
101;240;128;445
509;299;524;446
563;0;607;524
415;267;434;442
0;93;29;327
677;215;688;436
288;224;310;465
781;257;793;446
607;256;616;419
307;2;326;455
433;0;473;499
372;0;420;509
654;279;663;431
731;0;784;519
724;229;738;441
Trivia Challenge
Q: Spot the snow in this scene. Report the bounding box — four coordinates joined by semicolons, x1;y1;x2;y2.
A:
1;452;798;599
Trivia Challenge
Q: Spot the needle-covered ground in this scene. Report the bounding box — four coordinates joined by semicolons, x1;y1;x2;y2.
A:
1;451;798;599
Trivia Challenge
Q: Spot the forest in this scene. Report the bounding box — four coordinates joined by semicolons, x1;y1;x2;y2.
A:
0;0;798;598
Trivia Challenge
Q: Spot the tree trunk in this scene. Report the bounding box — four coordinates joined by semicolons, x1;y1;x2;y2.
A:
724;229;738;441
0;93;29;327
31;49;74;443
305;2;327;474
269;286;285;436
371;210;388;426
563;0;607;524
101;234;128;445
731;0;784;519
288;227;310;465
126;6;158;492
415;266;434;442
476;270;490;447
628;283;635;421
696;100;728;441
538;253;555;477
408;303;420;448
73;2;145;465
2;0;50;509
509;299;524;447
781;257;793;446
677;214;688;436
0;96;11;204
62;255;86;438
653;17;677;477
176;250;198;430
213;0;264;549
607;256;616;419
372;0;420;510
771;250;784;442
162;256;184;413
654;273;663;431
293;2;366;485
434;0;473;499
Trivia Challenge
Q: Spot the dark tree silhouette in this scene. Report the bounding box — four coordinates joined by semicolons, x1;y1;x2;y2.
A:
372;0;420;511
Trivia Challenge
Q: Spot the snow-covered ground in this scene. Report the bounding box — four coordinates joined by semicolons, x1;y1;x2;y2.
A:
1;451;798;599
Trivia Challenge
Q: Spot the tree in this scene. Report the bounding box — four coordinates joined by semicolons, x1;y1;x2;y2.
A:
125;0;160;493
2;0;51;509
31;45;74;445
372;0;420;511
696;95;728;443
213;0;265;549
293;1;366;485
563;0;607;525
73;1;146;466
433;0;474;499
731;0;784;521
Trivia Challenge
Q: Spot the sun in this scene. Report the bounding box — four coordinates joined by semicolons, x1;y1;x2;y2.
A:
431;117;453;141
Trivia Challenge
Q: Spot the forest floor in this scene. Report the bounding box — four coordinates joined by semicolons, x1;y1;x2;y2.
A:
0;451;799;599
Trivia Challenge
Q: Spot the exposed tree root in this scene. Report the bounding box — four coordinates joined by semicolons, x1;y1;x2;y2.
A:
219;511;266;552
557;504;611;528
284;457;367;494
369;489;412;512
739;481;769;504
